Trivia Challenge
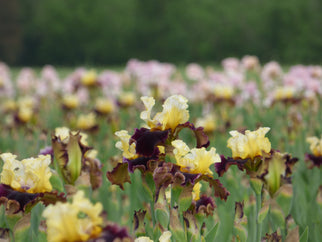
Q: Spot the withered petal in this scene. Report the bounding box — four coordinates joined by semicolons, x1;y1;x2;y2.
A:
106;163;131;190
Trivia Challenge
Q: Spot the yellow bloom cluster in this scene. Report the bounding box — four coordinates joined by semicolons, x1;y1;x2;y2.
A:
140;95;189;131
172;140;220;176
17;96;35;122
273;86;296;100
0;153;52;193
115;130;138;160
119;91;136;106
213;84;234;99
81;70;97;86
95;97;115;114
62;94;80;109
306;136;322;156
227;127;271;160
196;114;216;133
76;112;97;130
42;190;103;242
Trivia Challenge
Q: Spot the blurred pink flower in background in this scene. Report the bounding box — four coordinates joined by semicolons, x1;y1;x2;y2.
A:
99;70;123;98
76;87;89;106
221;57;240;72
41;65;61;92
185;63;205;81
241;55;260;72
237;81;260;106
261;61;283;88
126;59;176;97
62;67;86;93
284;65;322;95
0;62;14;98
16;68;36;94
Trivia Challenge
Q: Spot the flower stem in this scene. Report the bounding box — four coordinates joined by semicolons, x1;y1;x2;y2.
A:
255;192;262;242
250;178;263;242
151;192;156;226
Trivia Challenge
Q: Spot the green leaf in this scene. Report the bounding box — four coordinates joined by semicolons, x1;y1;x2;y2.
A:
299;226;308;242
30;203;45;238
171;185;183;207
178;185;193;213
169;207;186;241
141;172;155;201
275;184;293;216
13;214;31;242
258;202;270;224
0;204;8;228
204;223;219;242
49;173;65;192
233;224;247;242
270;205;285;230
155;209;169;229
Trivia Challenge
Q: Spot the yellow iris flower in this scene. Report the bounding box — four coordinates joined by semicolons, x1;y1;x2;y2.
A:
115;130;138;160
81;70;97;86
196;114;216;133
95;97;115;114
213;84;234;99
42;190;103;242
273;86;296;100
140;95;189;131
227;127;271;160
0;153;52;193
76;113;97;130
119;92;136;106
62;94;79;109
306;136;322;157
172;140;220;176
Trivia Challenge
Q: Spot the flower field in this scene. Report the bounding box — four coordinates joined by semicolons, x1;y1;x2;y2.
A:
0;56;321;241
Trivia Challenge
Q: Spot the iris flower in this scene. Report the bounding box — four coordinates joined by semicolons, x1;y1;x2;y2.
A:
0;153;52;193
52;127;102;189
115;130;138;160
227;127;271;160
94;97;115;115
196;114;216;133
42;190;103;242
140;95;189;131
306;136;322;157
76;112;97;130
62;94;80;109
172;139;220;176
81;70;97;86
306;135;322;167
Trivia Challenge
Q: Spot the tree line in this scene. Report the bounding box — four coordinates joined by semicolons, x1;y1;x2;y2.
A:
1;0;321;65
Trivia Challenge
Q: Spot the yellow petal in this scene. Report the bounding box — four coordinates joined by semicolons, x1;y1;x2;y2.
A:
227;127;271;160
115;130;137;159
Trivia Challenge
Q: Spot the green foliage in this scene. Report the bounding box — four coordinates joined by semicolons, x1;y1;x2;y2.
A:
2;0;320;65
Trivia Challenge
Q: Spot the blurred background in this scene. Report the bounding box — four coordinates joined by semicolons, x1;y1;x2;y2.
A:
1;0;321;66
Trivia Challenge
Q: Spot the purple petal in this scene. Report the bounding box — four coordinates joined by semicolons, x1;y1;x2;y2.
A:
131;128;169;156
